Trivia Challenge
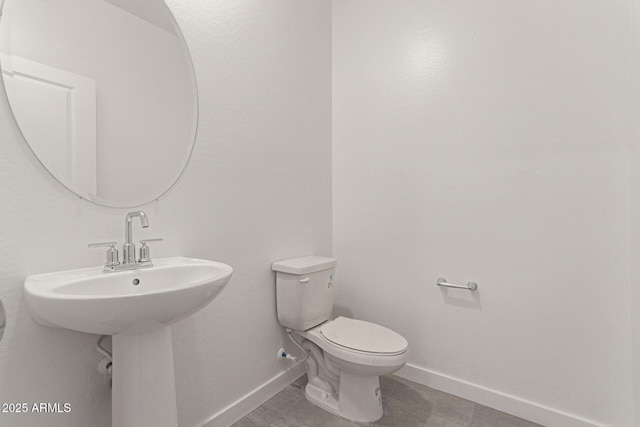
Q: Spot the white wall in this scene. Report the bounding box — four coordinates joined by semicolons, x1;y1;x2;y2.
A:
0;1;331;426
631;1;640;424
2;1;638;426
333;1;634;426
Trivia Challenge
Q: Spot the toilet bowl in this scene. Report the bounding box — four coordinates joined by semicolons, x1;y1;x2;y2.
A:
272;256;409;424
295;316;408;423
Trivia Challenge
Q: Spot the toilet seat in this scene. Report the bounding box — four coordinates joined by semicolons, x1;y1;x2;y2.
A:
294;316;409;423
321;317;407;355
296;318;408;370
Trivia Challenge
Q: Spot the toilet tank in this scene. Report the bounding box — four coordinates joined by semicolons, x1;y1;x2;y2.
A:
272;256;337;331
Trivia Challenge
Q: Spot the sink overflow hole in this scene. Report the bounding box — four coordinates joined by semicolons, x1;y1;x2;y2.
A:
132;279;140;286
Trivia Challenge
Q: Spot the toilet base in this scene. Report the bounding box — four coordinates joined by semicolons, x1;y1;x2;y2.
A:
305;371;383;424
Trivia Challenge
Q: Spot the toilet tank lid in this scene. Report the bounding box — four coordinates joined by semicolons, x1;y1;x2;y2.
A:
272;256;337;275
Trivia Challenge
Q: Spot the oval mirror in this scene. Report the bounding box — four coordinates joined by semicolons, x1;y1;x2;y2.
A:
0;0;198;207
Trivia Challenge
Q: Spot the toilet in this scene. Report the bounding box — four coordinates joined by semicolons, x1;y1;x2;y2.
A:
272;256;409;424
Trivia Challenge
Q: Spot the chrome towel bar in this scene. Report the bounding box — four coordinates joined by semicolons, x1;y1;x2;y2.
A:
437;277;478;291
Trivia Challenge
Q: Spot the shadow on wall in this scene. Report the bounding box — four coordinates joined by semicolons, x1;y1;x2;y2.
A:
0;299;5;341
333;304;354;319
439;287;482;310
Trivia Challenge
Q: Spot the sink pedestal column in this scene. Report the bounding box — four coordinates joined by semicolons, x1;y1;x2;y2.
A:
112;322;178;427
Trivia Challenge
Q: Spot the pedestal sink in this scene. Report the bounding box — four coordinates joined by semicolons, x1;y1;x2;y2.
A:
23;256;233;427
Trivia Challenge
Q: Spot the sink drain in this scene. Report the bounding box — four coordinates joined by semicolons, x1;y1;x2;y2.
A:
132;278;140;286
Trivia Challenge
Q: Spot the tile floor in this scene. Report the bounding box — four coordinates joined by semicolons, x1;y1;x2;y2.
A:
233;375;543;427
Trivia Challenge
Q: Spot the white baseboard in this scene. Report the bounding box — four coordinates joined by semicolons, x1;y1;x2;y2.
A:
196;363;306;427
394;363;607;427
194;362;607;427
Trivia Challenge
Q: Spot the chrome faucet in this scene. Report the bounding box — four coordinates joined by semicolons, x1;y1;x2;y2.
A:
89;211;163;273
123;211;149;265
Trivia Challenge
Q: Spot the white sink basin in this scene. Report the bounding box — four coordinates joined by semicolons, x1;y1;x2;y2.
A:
24;256;232;427
24;256;232;335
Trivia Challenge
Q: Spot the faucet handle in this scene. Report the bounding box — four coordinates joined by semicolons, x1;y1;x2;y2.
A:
88;241;117;248
88;242;120;268
139;239;163;262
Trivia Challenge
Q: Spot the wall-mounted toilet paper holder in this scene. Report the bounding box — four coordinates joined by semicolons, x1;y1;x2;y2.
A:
436;277;478;291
